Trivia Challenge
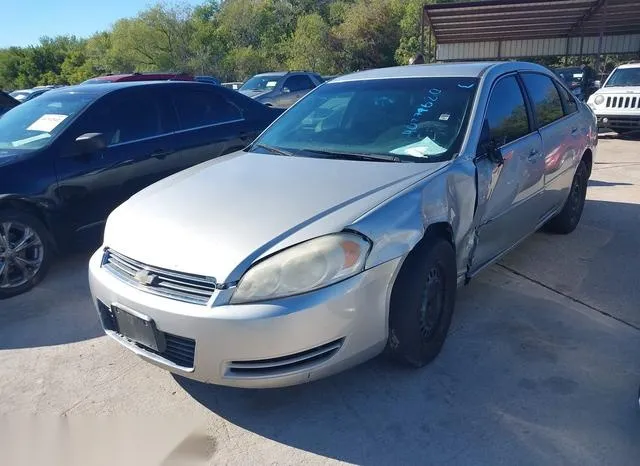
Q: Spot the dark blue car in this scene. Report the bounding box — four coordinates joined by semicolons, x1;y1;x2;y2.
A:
0;81;281;298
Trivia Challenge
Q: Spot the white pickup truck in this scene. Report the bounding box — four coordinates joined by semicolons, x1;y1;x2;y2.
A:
587;62;640;134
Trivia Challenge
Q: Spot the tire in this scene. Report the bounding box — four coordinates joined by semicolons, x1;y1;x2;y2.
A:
387;237;457;367
544;160;588;235
0;209;54;299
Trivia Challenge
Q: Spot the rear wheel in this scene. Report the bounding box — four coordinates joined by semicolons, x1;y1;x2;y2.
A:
387;237;457;367
0;210;53;299
544;160;588;234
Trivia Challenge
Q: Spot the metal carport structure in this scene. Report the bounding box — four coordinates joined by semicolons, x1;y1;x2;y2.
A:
422;0;640;62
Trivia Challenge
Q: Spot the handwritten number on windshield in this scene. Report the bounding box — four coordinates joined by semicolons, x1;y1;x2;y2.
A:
403;88;442;136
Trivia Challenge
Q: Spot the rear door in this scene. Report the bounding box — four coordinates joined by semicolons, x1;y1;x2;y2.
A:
521;73;585;212
169;85;253;173
54;88;174;235
471;74;545;273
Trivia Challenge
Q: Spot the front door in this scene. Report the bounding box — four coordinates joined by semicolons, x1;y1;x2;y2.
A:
53;88;174;238
280;74;317;108
470;74;545;273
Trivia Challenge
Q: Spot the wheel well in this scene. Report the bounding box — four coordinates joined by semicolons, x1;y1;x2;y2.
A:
582;149;593;178
417;222;454;251
0;199;52;235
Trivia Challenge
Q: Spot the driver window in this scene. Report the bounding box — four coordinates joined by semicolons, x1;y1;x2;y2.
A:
284;75;315;92
486;76;531;146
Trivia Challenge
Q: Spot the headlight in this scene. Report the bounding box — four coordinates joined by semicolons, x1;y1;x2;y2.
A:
231;232;372;304
594;95;604;105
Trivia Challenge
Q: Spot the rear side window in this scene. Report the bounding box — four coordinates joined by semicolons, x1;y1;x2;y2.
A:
557;84;578;115
521;73;565;127
283;75;316;92
486;76;530;146
173;89;242;129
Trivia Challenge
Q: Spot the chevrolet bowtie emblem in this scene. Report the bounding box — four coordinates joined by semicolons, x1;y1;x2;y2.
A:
134;269;157;286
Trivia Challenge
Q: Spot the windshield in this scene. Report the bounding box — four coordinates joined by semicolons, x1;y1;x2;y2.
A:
605;68;640;87
251;77;478;162
0;93;94;150
240;75;282;91
555;69;583;85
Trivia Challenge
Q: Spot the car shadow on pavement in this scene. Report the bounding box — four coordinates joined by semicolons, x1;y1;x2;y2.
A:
175;275;640;465
175;198;640;464
0;251;103;349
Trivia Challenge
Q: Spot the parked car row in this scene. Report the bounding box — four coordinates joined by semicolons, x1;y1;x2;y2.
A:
77;62;596;388
0;81;282;298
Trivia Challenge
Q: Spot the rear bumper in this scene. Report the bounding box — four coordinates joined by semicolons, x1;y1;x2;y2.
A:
89;249;402;388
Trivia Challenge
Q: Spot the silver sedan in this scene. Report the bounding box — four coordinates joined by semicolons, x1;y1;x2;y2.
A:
89;62;597;388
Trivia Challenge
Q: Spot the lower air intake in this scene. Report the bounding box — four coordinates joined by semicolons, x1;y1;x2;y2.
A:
226;339;344;378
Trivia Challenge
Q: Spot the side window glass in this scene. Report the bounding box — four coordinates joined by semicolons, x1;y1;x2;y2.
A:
285;75;315;92
521;73;565;126
80;93;164;145
558;84;578;115
486;76;530;146
174;90;242;129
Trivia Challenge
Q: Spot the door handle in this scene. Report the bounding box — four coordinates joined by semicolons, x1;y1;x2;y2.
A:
571;127;578;135
150;149;173;159
528;148;540;161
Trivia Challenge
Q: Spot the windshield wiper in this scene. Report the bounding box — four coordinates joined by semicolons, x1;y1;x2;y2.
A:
299;149;401;162
252;143;295;157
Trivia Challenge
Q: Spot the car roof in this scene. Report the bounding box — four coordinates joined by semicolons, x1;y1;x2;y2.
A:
331;61;550;82
42;81;210;98
617;62;640;69
253;72;287;77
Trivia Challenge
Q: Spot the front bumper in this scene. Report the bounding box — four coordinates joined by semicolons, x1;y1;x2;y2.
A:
88;249;402;388
594;114;640;130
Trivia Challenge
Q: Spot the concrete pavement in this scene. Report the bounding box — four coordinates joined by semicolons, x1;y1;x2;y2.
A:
1;137;639;465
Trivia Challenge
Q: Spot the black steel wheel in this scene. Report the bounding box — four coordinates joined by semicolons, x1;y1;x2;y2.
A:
387;236;457;367
544;160;588;235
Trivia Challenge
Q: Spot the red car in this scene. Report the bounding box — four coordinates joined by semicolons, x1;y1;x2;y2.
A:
81;72;194;84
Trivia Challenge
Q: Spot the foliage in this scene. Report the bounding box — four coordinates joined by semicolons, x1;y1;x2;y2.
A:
0;0;635;90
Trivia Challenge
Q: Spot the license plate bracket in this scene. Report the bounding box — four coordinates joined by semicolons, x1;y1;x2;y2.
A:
112;305;165;352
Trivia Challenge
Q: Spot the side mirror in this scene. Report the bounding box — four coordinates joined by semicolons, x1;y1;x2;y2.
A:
477;121;504;166
66;132;106;158
282;87;291;93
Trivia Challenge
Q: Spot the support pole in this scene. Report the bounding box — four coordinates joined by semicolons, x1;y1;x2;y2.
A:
420;8;425;58
497;41;502;59
428;27;433;62
565;36;571;66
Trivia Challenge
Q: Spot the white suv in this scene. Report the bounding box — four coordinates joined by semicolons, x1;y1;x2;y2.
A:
588;62;640;134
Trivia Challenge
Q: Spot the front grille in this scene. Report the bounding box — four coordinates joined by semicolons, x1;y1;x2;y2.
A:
96;300;196;369
226;339;343;378
606;95;640;109
102;249;217;305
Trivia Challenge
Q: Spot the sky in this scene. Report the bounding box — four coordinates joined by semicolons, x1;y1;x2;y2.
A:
0;0;204;48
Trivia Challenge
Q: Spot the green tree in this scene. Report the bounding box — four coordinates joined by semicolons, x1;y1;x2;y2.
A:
288;13;336;73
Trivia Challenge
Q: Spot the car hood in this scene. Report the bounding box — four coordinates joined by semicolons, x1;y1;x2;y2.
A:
0;149;24;169
239;89;271;99
105;152;446;282
594;86;640;94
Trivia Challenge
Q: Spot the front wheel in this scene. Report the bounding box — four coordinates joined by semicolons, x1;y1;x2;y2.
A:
0;210;53;299
544;160;588;234
387;237;457;367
